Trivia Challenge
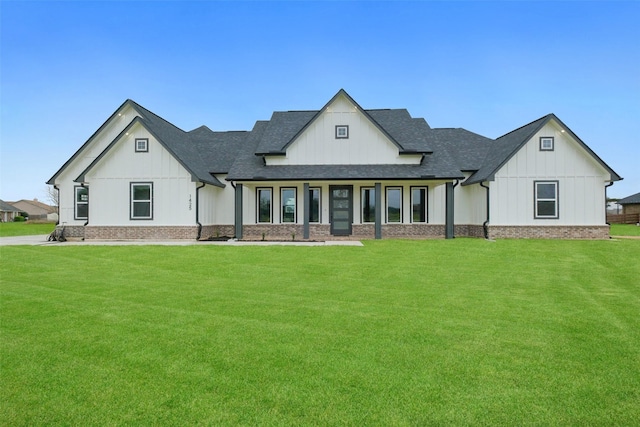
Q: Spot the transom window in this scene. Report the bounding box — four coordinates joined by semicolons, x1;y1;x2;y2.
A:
540;137;554;151
135;138;149;152
534;181;559;219
361;187;376;223
281;188;296;223
335;125;349;139
130;182;153;220
386;187;402;223
411;186;427;223
257;188;272;223
75;186;88;220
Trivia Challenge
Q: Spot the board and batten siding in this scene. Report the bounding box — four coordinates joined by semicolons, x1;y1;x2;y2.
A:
198;175;235;225
265;95;421;166
84;124;196;226
490;121;610;226
56;104;139;225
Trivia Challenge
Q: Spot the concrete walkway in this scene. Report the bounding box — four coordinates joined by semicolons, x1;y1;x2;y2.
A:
0;235;363;247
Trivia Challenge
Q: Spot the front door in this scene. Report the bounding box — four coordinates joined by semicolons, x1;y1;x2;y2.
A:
329;185;353;236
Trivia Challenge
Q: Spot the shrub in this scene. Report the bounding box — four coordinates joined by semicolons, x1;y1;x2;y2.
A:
14;216;25;222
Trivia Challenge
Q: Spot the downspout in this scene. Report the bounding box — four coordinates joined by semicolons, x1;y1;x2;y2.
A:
451;179;460;239
480;182;490;239
195;182;206;240
81;183;89;227
605;182;614;235
54;185;60;225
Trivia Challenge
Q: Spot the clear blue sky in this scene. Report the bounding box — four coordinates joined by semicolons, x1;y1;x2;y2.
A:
1;1;638;202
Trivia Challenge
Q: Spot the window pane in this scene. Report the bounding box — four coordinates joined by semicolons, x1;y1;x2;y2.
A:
76;203;88;219
133;185;151;201
387;188;401;223
537;183;556;199
309;188;320;223
333;189;349;198
258;189;271;223
412;188;426;223
362;188;376;223
281;188;295;223
133;202;151;218
76;187;88;203
537;201;556;216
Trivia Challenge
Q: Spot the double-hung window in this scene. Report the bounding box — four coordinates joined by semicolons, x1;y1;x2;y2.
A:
75;186;88;220
534;181;559;219
361;187;376;223
281;188;296;223
411;186;427;223
386;187;402;223
130;182;153;220
257;188;272;223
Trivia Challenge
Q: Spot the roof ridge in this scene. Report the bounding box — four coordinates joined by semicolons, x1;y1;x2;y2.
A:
496;113;552;140
128;99;187;134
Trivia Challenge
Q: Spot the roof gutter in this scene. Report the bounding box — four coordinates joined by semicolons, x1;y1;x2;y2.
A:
195;182;206;240
480;182;490;239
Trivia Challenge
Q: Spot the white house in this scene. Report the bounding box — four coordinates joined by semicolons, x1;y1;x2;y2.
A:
47;90;621;240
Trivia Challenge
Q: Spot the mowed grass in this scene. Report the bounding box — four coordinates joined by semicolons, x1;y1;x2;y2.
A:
611;223;640;236
1;240;639;425
0;221;55;237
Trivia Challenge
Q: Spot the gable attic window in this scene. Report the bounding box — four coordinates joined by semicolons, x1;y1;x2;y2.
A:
135;138;149;152
539;137;554;151
335;125;349;139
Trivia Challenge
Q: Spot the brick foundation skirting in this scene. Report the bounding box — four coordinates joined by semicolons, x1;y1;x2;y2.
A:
75;223;611;240
85;226;199;240
487;225;610;239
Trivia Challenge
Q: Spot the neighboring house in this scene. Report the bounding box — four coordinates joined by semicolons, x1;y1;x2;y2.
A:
618;192;640;215
0;200;21;222
47;90;621;240
9;199;57;221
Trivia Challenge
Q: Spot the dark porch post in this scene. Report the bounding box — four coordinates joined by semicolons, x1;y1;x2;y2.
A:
303;183;310;239
375;182;382;239
234;183;243;239
445;181;454;239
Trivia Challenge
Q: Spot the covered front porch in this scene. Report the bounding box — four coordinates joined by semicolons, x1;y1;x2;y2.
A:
230;180;457;240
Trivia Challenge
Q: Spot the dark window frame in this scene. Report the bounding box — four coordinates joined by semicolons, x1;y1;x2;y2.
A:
281;187;297;223
534;180;559;219
257;187;273;223
385;186;403;223
135;138;149;153
539;137;554;151
130;182;153;220
361;187;376;223
335;125;349;139
74;185;89;220
309;187;321;223
410;186;428;223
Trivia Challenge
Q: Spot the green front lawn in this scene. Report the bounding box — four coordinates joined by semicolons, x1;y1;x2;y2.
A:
2;240;639;425
0;221;55;237
610;223;640;236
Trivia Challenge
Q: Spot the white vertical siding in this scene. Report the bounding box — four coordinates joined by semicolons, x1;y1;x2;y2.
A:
198;175;234;225
456;175;487;225
265;95;421;166
56;104;139;225
491;121;609;225
85;123;196;226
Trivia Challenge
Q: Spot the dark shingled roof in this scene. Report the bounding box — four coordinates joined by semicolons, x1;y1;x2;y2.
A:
56;91;621;189
0;200;21;212
464;114;621;185
618;192;640;205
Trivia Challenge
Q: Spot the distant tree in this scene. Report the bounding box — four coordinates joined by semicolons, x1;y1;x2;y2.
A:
45;185;59;208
